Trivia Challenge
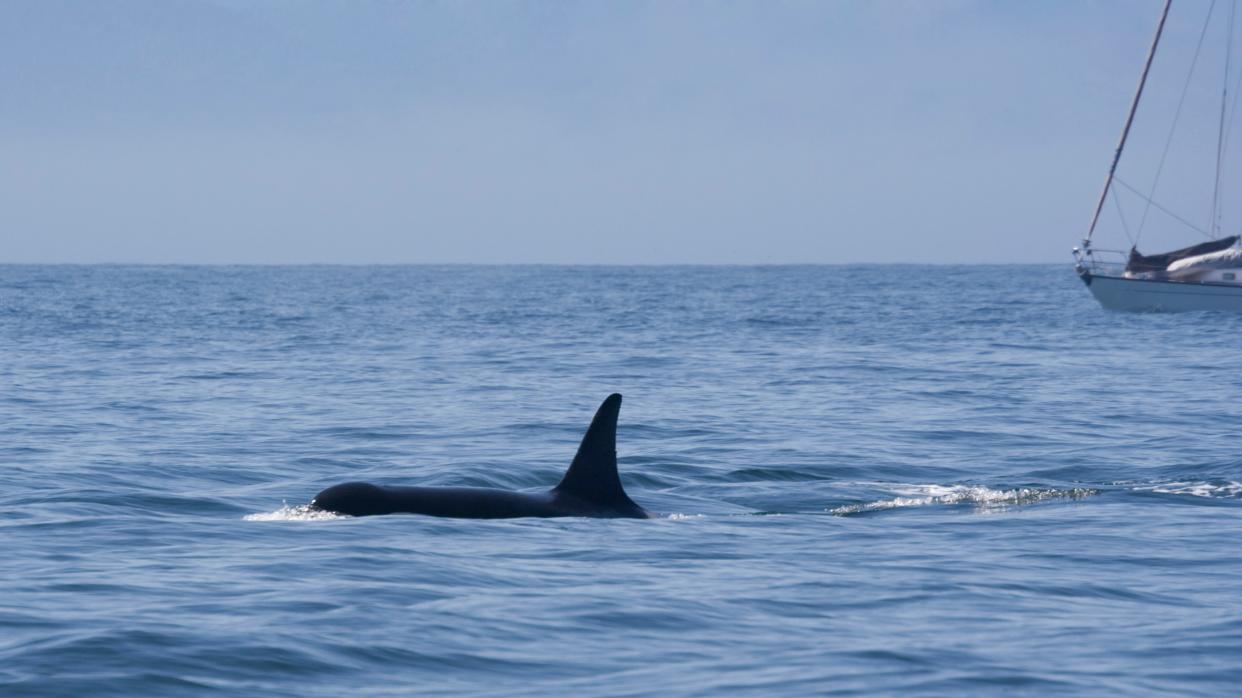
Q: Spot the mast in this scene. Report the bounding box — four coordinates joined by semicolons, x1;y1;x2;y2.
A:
1211;0;1236;237
1083;0;1174;249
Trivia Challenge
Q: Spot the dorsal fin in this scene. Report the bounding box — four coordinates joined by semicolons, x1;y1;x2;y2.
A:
554;394;639;509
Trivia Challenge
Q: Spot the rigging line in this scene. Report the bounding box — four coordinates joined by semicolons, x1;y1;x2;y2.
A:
1219;27;1242;168
1137;0;1218;244
1212;0;1237;238
1111;186;1136;246
1115;176;1216;237
1084;0;1172;247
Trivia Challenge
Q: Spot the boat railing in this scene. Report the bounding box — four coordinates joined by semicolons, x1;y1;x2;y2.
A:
1073;248;1128;277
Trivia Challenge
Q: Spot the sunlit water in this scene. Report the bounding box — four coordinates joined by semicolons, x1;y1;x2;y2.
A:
2;265;1240;696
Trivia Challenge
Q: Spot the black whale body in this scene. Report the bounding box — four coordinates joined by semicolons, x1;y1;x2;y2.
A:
311;394;650;519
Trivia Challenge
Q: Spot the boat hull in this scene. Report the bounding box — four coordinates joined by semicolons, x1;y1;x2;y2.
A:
1083;272;1242;311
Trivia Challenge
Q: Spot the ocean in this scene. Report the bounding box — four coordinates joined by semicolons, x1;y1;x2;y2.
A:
2;264;1240;696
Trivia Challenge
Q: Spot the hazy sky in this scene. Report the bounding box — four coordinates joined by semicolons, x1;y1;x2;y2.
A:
3;0;1231;263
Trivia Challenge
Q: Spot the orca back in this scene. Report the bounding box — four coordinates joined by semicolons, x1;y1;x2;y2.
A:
310;393;650;519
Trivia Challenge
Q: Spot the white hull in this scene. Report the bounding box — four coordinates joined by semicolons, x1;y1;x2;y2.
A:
1084;272;1242;311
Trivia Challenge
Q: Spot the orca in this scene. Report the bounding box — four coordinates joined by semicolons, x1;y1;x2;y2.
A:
310;393;650;519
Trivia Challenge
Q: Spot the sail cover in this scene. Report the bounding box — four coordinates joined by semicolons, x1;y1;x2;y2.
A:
1125;235;1240;273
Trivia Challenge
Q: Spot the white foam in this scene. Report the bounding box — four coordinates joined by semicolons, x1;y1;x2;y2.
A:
831;484;1097;516
1136;481;1242;499
243;504;346;521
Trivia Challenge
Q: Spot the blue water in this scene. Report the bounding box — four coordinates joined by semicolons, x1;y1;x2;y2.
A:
2;265;1241;696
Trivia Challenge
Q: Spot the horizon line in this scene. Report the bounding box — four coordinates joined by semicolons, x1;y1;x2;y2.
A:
0;260;1070;268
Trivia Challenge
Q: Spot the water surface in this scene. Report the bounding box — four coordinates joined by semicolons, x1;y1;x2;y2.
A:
2;265;1240;696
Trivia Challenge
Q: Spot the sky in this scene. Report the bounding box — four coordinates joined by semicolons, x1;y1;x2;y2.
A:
1;0;1231;264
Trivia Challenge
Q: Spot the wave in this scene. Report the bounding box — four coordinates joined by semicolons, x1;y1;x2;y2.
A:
831;484;1098;516
243;504;345;521
1133;481;1242;499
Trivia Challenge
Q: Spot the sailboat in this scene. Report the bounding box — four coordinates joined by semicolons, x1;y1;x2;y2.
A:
1074;0;1242;311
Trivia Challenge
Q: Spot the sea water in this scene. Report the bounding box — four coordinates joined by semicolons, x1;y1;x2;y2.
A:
2;265;1240;696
